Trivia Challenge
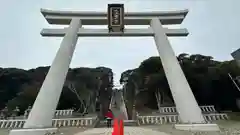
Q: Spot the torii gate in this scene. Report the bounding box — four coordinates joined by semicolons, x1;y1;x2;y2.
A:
9;5;220;135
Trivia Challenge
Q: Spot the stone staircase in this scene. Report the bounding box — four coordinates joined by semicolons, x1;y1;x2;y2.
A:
74;126;170;135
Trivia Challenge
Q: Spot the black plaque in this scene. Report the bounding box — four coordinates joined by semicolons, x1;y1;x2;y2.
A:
108;4;124;32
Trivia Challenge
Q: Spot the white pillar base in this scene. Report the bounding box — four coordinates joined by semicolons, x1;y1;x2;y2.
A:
174;123;220;131
9;128;58;135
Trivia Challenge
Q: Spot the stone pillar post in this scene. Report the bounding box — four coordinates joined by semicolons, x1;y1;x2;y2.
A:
23;18;82;128
150;18;205;123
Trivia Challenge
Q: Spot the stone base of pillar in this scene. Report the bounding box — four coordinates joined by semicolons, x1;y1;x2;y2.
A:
9;128;58;135
174;123;220;131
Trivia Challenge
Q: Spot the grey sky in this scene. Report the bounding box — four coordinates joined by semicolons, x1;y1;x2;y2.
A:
0;0;239;85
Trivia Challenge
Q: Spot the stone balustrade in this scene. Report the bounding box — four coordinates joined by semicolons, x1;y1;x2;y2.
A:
54;109;74;116
159;107;177;113
0;119;25;128
159;105;216;114
200;105;216;113
138;113;228;125
138;115;179;125
204;113;228;121
0;117;96;129
24;109;74;118
52;117;95;127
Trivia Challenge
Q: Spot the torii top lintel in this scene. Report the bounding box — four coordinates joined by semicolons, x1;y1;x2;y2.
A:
41;8;188;25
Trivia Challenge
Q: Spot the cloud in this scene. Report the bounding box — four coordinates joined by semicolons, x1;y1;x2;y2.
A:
0;0;239;85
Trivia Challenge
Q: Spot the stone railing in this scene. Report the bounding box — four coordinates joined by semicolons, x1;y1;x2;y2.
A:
0;119;25;128
204;113;228;121
0;117;96;129
159;107;177;114
55;110;74;116
138;115;179;125
24;109;74;118
138;113;228;125
159;105;216;114
52;117;96;127
200;105;216;113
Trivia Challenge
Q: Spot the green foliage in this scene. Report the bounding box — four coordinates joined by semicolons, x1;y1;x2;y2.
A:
1;52;240;114
139;56;163;75
120;53;240;111
0;66;113;114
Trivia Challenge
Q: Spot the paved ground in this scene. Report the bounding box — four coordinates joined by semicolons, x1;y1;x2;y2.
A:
0;129;8;135
0;127;88;135
143;120;240;135
57;127;88;135
1;121;240;135
74;127;170;135
0;127;169;135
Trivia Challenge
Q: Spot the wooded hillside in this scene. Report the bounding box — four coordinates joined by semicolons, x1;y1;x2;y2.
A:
0;53;240;117
120;53;240;116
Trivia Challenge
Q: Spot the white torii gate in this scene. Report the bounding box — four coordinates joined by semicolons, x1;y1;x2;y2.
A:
9;8;220;135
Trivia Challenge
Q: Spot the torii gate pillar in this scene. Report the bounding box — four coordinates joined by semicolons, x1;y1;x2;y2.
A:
9;6;220;135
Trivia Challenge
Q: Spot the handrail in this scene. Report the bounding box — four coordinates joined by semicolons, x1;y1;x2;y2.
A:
138;113;228;125
0;117;97;129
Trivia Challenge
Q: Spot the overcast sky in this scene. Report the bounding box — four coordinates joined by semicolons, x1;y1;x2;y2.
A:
0;0;239;85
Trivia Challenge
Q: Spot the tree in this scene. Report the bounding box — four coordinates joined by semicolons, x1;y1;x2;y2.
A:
120;53;240;112
1;66;114;116
0;68;32;109
7;82;40;113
